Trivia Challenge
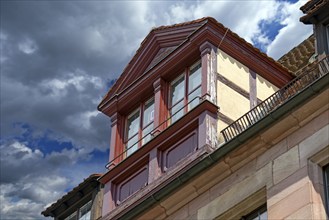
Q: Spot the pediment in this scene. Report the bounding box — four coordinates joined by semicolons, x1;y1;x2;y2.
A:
99;17;293;115
101;19;207;104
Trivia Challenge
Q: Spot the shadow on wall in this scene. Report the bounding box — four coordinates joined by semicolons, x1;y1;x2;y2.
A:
219;50;249;73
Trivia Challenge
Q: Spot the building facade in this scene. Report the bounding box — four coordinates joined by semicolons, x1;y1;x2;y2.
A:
97;16;296;219
42;1;329;220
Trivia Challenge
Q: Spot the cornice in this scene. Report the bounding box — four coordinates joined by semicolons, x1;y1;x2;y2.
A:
99;18;293;117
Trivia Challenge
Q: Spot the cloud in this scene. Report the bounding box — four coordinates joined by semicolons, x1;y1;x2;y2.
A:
0;140;106;219
266;0;313;59
0;0;314;218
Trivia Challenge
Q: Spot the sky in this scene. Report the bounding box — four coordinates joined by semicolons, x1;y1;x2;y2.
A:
0;0;312;219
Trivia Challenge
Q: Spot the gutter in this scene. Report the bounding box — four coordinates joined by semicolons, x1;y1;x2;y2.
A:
115;72;329;220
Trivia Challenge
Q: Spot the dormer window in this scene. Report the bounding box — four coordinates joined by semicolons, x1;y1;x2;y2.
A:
169;60;202;123
125;97;155;156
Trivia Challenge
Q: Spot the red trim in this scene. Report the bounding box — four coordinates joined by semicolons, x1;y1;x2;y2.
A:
99;100;218;184
98;18;293;116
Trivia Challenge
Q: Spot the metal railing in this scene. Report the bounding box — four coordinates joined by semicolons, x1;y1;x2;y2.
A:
220;56;329;142
105;95;208;169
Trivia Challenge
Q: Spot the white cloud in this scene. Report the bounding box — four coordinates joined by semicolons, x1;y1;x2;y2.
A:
0;140;101;219
266;0;313;59
1;1;316;218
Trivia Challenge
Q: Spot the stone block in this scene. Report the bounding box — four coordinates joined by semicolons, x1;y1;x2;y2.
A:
298;124;329;167
273;145;300;184
137;205;166;220
225;136;267;172
291;89;329;127
284;204;312;220
312;202;328;220
260;115;299;145
188;191;210;216
268;183;311;219
160;184;198;216
191;160;231;195
267;165;308;207
198;163;271;220
256;138;288;170
209;159;257;200
166;205;188;220
287;109;329;149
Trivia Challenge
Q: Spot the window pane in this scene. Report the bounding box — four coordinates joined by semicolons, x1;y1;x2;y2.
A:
170;100;184;123
127;109;140;138
143;98;154;127
170;74;185;106
324;165;329;216
189;61;202;93
258;211;267;220
126;135;138;156
188;87;201;111
78;201;92;220
245;205;267;220
142;123;154;145
65;212;77;220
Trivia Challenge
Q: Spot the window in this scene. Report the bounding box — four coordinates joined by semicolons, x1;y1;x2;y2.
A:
63;200;92;220
326;24;329;53
78;201;92;220
169;60;202;123
125;97;155;156
64;212;77;220
242;205;267;220
324;165;329;216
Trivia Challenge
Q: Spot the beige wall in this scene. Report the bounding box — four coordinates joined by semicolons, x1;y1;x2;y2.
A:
256;74;278;100
136;88;329;220
217;81;250;121
217;120;229;143
217;49;250;92
217;49;279;103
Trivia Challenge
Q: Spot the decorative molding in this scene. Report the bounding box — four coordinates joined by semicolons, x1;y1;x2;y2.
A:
111;112;118;126
153;78;162;93
99;19;293;117
200;41;217;56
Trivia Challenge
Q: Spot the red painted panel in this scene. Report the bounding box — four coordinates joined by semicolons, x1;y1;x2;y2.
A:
163;132;197;170
117;166;148;204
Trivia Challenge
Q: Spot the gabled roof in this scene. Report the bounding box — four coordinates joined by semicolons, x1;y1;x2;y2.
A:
98;17;293;116
98;18;207;110
41;174;102;217
278;35;315;74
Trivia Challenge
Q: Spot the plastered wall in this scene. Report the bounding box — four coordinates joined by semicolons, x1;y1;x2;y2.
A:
217;81;250;120
217;50;250;92
256;75;278;100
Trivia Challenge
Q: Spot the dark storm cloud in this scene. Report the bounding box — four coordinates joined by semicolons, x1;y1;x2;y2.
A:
1;2;158;218
0;1;312;219
2;1;130;84
1;1;148;149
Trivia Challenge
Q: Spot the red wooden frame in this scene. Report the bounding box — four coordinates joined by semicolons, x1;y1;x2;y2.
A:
124;97;155;156
168;60;202;124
